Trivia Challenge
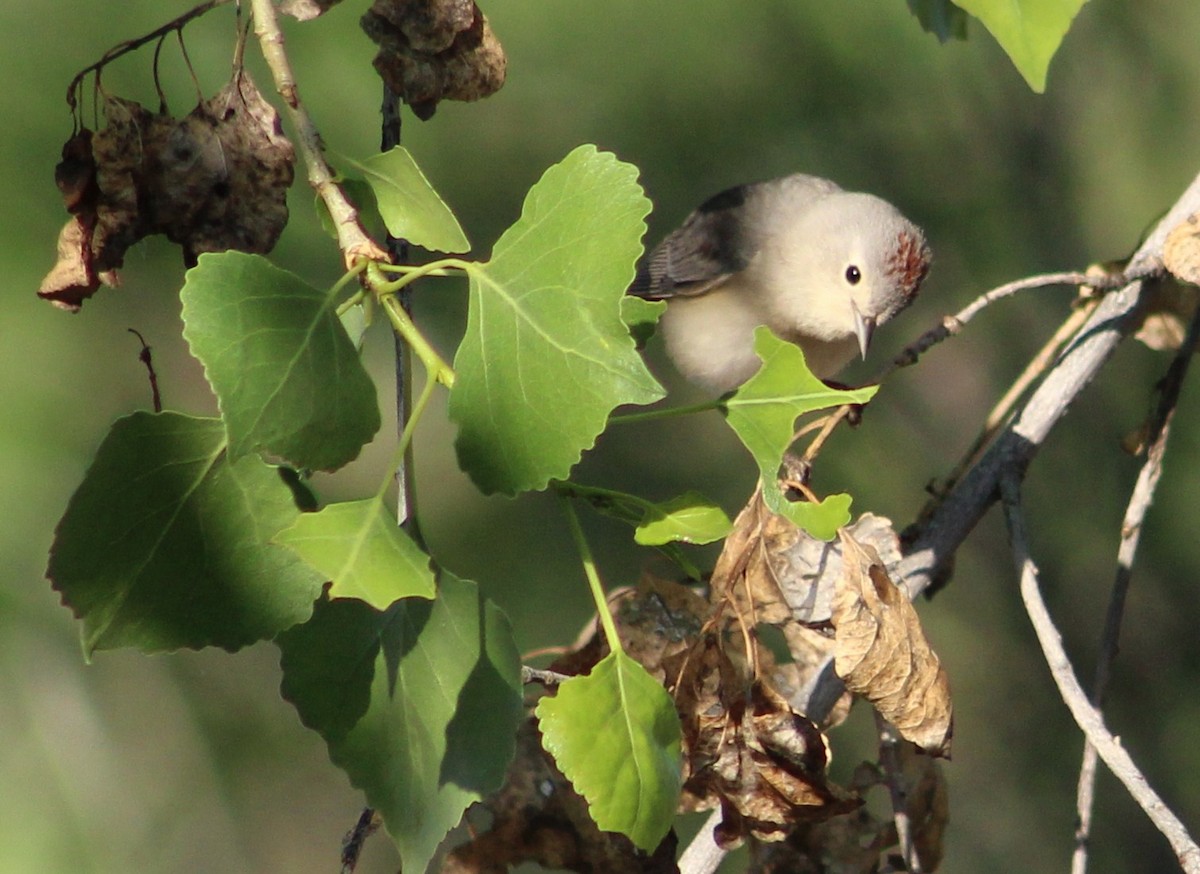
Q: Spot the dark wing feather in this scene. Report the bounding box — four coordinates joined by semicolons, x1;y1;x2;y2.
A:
628;183;759;300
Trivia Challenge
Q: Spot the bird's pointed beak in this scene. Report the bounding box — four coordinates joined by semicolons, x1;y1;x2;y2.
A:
851;302;876;361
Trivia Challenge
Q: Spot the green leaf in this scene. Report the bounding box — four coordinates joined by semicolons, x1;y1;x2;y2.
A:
536;650;682;851
449;145;665;495
278;573;522;872
48;412;325;655
348;147;470;253
275;499;436;609
181;251;381;472
951;0;1089;92
723;328;876;541
635;492;732;546
621;294;667;348
907;0;969;41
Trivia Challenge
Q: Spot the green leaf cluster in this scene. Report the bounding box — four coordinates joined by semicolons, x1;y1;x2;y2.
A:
46;142;892;864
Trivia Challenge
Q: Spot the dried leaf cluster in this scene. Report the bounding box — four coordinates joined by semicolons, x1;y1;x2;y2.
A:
456;493;952;870
362;0;506;120
40;73;294;311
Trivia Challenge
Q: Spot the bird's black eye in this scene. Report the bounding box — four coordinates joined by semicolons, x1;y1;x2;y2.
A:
845;265;862;285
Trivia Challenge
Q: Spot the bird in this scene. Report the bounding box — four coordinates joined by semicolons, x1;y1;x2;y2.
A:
628;174;931;393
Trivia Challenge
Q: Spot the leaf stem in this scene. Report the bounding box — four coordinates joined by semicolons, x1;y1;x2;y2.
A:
608;398;724;425
560;496;625;656
375;368;438;502
376;257;475;294
377;289;455;388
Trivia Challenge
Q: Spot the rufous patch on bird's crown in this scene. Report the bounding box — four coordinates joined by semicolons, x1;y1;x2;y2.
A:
889;230;932;298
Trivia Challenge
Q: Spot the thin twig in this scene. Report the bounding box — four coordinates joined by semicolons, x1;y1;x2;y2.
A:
885;271;1106;377
1072;306;1200;874
127;329;162;412
340;806;380;873
66;0;231;116
811;271;1108;461
249;0;386;266
998;474;1200;873
876;712;923;874
678;810;725;874
521;666;573;686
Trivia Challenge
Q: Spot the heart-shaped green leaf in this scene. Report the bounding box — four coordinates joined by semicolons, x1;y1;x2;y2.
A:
181;252;380;471
48;412;325;655
349;147;470;253
275;499;436;608
449;145;665;495
723;328;876;540
536;649;682;851
278;573;522;872
951;0;1089;91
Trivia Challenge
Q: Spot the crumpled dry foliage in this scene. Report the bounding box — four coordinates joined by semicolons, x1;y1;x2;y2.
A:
1131;214;1200;352
833;532;954;757
454;500;952;867
362;0;506;119
39;73;294;311
752;743;948;872
709;497;905;731
669;638;861;847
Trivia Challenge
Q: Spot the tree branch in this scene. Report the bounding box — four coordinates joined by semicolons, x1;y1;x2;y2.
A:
898;170;1200;597
249;0;387;266
998;474;1200;872
1072;304;1200;873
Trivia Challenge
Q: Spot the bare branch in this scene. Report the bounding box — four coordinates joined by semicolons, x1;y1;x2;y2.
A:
899;170;1200;598
249;0;387;267
998;475;1200;873
521;665;572;686
876;713;923;874
1072;305;1200;873
678;811;725;874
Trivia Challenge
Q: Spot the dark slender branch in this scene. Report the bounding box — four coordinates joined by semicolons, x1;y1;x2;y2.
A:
1072;305;1200;874
999;474;1200;873
127;329;161;413
340;806;381;874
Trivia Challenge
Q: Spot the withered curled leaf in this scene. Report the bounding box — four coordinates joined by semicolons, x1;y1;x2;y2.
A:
1134;276;1199;353
39;76;294;310
362;0;506;119
670;636;860;848
832;532;953;757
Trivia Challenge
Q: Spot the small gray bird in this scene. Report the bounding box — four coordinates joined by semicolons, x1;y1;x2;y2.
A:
628;174;931;392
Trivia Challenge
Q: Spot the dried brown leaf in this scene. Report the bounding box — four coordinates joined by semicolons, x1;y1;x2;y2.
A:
671;635;860;848
37;217;120;311
362;0;506;119
832;532;953;757
168;72;295;262
709;498;905;729
751;745;948;872
1134;276;1199;352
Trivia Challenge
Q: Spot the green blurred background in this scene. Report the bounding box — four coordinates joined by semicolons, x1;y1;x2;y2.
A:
4;1;1200;871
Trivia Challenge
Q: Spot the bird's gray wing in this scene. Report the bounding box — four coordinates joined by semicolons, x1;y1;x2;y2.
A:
628;183;760;300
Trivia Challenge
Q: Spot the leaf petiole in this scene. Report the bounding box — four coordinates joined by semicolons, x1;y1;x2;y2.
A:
560;496;626;657
607;398;725;426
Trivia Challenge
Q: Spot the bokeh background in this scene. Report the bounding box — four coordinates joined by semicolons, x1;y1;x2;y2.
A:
4;1;1200;871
